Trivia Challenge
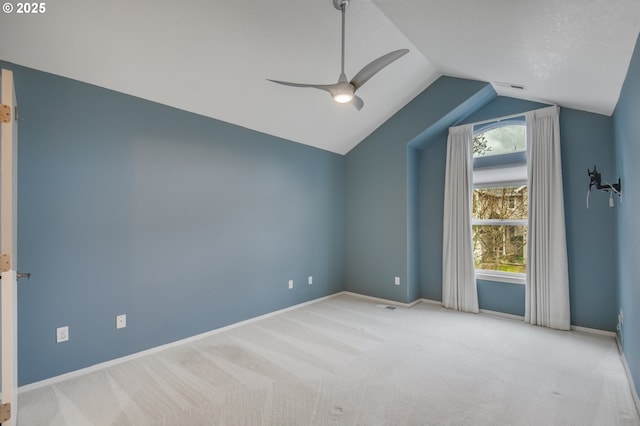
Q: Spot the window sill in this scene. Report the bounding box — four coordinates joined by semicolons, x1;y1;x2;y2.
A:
475;270;525;285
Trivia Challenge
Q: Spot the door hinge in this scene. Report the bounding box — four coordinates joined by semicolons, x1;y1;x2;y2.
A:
0;254;10;272
0;104;10;123
0;402;11;423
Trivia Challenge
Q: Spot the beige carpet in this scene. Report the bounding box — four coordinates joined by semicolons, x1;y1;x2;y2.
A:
17;294;640;425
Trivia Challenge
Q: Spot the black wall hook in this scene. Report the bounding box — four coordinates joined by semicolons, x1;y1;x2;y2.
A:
586;165;622;209
588;165;621;195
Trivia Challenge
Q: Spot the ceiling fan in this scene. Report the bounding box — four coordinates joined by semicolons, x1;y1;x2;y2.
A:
267;0;409;111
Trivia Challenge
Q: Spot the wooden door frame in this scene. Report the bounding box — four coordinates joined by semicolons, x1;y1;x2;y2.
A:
1;68;19;426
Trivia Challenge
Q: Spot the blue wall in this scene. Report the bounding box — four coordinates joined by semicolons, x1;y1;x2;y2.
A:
5;61;345;385
418;127;447;302
613;32;640;399
560;109;617;330
344;77;493;303
418;97;618;331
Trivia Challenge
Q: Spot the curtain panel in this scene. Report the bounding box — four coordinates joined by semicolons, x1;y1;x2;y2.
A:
442;124;479;313
525;106;571;330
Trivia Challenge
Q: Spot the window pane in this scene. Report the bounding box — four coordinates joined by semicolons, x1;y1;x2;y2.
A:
473;125;526;158
473;186;528;220
473;225;527;273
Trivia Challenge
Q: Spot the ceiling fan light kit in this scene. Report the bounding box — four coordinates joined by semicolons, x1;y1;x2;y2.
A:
268;0;409;111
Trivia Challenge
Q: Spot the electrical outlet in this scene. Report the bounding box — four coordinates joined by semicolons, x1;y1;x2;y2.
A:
288;280;294;289
116;314;127;329
394;276;400;286
56;326;69;343
308;276;313;285
617;309;624;333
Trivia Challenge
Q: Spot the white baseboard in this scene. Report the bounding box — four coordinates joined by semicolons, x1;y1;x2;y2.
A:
18;292;343;394
421;299;616;338
570;325;616;338
342;291;421;308
420;299;525;322
617;335;640;416
479;308;524;322
623;351;640;417
616;333;623;353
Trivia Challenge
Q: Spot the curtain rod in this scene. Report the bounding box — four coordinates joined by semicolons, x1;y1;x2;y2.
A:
469;105;558;128
470;111;526;127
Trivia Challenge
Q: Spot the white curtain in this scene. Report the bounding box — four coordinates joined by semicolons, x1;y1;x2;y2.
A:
442;124;479;313
525;106;571;330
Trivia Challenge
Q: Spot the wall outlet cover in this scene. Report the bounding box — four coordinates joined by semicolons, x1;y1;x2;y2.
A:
116;314;127;329
56;326;69;343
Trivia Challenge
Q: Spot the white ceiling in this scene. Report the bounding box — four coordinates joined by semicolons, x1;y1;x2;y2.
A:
1;0;639;154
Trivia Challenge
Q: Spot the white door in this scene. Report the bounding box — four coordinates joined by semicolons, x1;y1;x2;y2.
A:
1;68;19;426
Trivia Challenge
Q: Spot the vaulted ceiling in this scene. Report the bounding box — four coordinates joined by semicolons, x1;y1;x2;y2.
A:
1;0;639;154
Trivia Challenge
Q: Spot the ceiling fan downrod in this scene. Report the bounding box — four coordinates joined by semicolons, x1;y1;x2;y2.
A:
334;0;350;76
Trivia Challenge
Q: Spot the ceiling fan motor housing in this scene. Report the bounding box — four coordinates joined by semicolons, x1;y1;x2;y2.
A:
333;0;349;10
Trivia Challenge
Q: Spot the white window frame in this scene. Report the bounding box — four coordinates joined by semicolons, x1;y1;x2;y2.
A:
472;212;527;285
472;121;527;286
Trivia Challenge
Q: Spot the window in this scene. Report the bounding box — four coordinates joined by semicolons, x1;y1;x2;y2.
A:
473;124;526;158
472;121;527;284
472;186;528;273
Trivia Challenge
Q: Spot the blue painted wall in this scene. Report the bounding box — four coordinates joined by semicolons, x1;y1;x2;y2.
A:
477;280;525;316
418;128;447;302
418;97;618;331
5;61;345;385
560;109;617;330
407;146;420;302
613;32;640;399
344;76;493;303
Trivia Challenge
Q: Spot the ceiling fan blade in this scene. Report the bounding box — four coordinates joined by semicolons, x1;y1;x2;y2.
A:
350;49;409;90
267;79;337;95
351;95;364;111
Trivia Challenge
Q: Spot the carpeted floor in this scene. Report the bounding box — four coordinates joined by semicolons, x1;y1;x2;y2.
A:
17;294;640;425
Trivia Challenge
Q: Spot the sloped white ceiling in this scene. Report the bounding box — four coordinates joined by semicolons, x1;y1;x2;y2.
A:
374;0;640;116
1;0;639;154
